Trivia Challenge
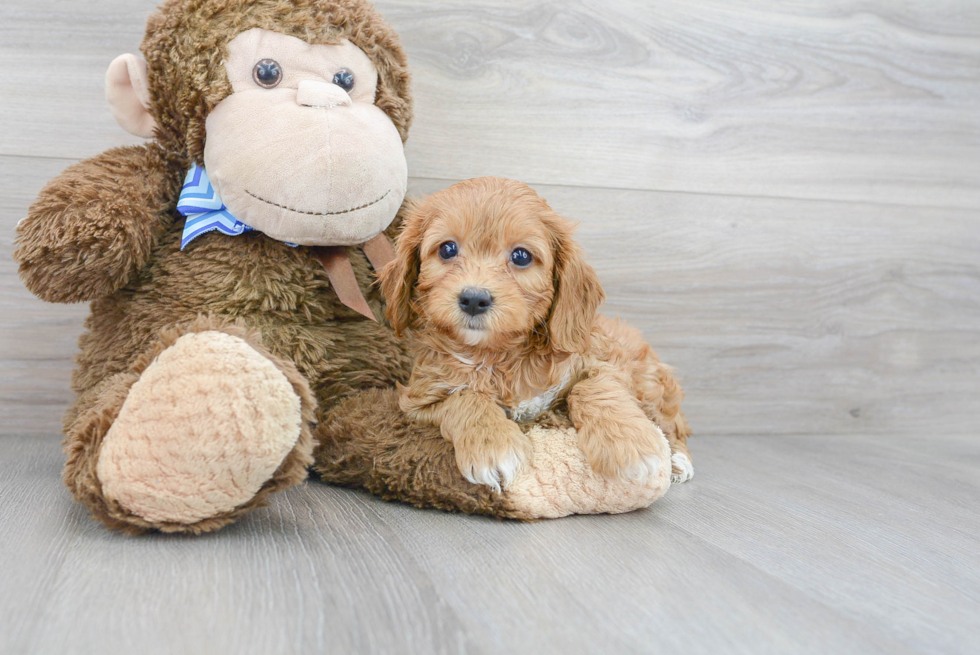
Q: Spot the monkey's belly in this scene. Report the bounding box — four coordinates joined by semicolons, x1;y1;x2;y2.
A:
74;262;407;404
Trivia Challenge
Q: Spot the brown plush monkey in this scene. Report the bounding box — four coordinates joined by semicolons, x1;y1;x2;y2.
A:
14;0;671;534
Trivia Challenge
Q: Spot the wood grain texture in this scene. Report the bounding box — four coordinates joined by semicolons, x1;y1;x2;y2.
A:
1;0;978;207
391;0;980;208
1;433;977;655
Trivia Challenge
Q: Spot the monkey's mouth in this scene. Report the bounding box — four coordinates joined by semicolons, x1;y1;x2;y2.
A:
245;189;390;216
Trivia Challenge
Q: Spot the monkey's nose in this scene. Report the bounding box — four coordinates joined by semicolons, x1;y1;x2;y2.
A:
296;80;352;109
458;288;494;316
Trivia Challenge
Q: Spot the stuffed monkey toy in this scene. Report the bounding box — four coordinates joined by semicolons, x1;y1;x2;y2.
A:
14;0;672;534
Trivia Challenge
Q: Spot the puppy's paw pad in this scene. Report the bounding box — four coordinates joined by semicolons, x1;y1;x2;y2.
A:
670;452;694;483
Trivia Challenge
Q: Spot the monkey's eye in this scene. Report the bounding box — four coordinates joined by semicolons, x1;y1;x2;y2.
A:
252;59;282;89
510;247;533;268
332;68;355;93
438;241;458;261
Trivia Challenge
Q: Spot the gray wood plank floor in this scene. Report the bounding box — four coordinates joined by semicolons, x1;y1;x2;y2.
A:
2;434;978;655
1;0;978;653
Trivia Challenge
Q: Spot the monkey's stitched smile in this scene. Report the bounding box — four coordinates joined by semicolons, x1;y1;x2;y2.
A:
244;188;390;216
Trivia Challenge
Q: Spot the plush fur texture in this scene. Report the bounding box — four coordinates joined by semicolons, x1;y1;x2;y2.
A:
379;178;693;487
15;0;676;533
315;389;671;518
16;0;415;533
97;330;306;524
62;318;318;534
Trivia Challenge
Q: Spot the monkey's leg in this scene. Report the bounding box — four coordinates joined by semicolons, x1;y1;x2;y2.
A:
64;322;315;534
311;389;672;519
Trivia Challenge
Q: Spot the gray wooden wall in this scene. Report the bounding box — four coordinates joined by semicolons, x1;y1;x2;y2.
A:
2;0;978;438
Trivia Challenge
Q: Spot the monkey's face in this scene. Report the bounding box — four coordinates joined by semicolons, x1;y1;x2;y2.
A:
202;28;408;246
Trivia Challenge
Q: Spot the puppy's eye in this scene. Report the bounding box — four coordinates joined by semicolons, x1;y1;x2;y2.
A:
510;247;533;268
253;59;283;88
332;68;355;93
438;241;458;261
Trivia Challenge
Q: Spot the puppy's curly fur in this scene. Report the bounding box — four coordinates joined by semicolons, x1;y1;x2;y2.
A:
379;177;693;490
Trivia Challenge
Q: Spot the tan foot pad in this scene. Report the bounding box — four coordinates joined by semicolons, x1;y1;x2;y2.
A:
97;331;303;524
503;424;672;519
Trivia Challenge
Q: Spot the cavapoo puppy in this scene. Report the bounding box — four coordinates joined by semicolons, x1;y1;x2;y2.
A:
379;177;692;491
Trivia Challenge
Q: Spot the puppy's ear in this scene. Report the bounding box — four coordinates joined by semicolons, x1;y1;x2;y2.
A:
546;215;605;353
379;198;427;336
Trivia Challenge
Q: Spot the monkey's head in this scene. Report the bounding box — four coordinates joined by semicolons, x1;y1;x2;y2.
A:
107;0;412;246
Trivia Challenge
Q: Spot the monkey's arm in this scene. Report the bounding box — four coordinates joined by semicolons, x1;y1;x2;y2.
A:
15;145;180;303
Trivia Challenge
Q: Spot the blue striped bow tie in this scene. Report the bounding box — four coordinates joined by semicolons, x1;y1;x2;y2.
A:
174;162;396;322
176;163;252;250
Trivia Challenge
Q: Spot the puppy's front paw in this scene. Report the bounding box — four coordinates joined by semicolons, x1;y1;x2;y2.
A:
579;418;667;482
454;423;529;493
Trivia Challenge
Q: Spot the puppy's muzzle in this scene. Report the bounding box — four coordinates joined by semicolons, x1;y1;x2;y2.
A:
458;287;493;317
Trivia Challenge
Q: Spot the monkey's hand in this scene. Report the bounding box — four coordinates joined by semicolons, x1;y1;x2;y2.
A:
15;145;178;303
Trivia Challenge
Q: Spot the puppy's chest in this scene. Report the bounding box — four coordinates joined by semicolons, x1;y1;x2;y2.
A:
505;369;574;422
448;353;575;422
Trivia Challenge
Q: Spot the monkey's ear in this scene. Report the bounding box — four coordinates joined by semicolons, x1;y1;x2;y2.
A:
106;54;157;138
378;200;428;336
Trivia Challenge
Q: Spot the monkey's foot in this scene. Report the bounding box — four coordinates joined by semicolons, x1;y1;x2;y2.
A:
96;331;306;525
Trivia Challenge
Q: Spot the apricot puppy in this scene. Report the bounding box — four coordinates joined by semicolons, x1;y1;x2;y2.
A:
379;177;693;491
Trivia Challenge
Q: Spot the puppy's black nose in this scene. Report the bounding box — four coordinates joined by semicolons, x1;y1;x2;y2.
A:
458;288;493;316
